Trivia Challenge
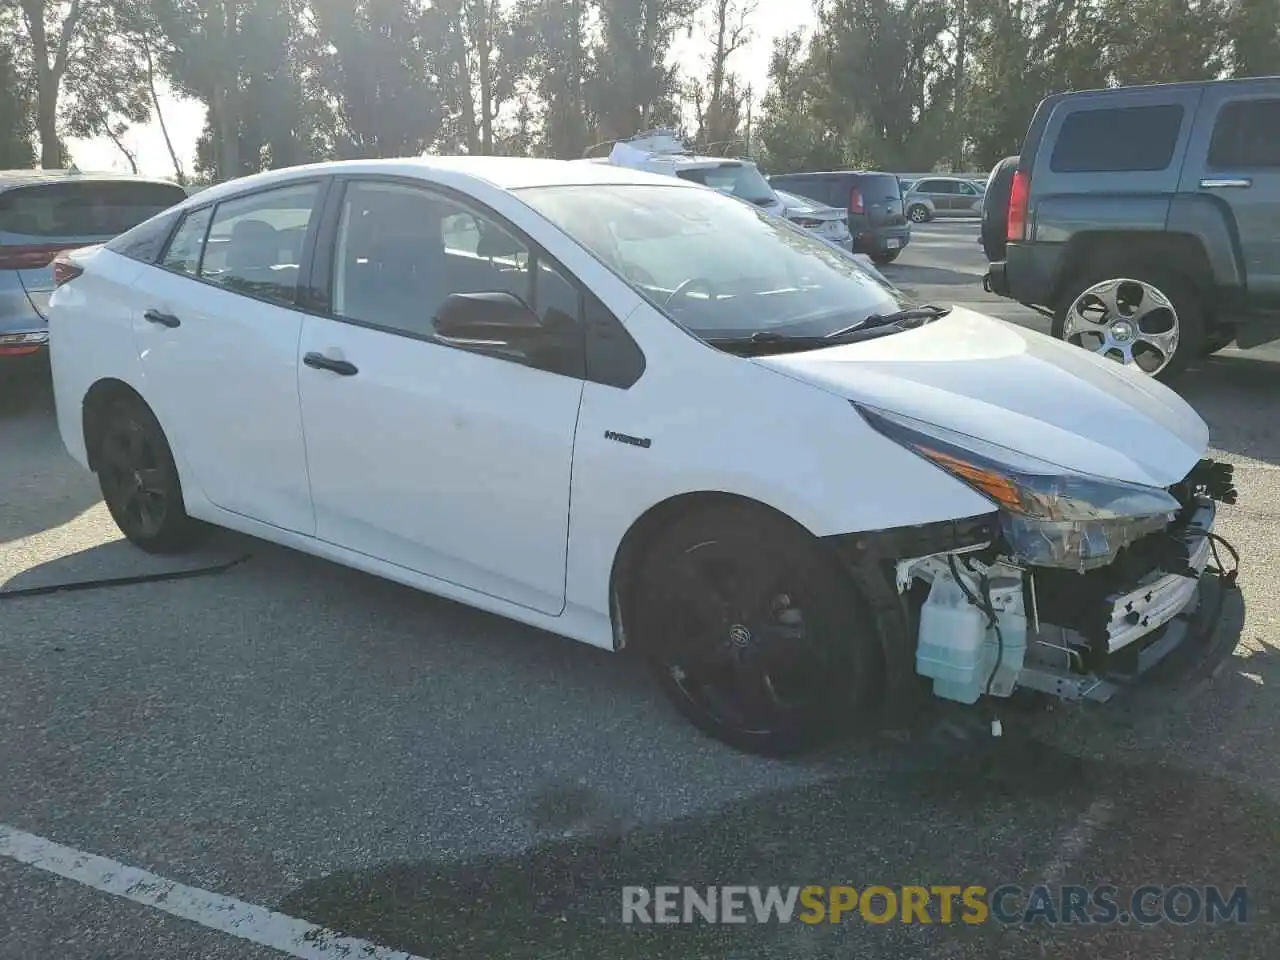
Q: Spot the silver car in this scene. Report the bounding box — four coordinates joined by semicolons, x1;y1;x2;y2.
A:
903;176;986;223
1;170;187;359
773;189;853;246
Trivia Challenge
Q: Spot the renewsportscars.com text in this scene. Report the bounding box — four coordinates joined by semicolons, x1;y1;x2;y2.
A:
621;884;1248;926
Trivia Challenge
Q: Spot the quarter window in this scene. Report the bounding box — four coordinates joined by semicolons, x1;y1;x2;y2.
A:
199;183;319;306
1208;99;1280;169
161;207;213;276
1050;104;1185;173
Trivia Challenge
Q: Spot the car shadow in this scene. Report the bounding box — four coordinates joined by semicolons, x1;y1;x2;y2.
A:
0;526;254;595
277;646;1279;960
1179;352;1280;465
0;355;105;547
881;262;986;287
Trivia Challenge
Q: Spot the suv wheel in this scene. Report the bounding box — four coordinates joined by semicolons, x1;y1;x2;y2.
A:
1052;268;1205;380
907;204;930;223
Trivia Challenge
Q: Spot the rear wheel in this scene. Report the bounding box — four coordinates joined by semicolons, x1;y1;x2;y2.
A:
95;397;203;553
871;250;900;265
907;204;931;224
1052;267;1205;380
632;505;881;756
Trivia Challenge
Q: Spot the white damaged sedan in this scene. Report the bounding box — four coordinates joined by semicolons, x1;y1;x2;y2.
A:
46;156;1239;755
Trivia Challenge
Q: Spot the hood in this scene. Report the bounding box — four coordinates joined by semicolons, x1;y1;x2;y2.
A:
755;307;1208;488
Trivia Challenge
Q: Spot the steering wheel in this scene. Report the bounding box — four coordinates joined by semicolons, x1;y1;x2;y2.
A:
662;276;716;309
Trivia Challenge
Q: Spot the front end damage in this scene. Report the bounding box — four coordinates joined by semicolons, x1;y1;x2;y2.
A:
830;459;1239;714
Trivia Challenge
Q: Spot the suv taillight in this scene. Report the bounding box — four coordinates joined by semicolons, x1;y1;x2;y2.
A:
1007;170;1030;241
850;187;864;214
53;254;84;287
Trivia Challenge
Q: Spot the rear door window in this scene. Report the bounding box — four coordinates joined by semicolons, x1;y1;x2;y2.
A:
0;180;187;238
1208;98;1280;169
1050;105;1185;173
199;183;320;306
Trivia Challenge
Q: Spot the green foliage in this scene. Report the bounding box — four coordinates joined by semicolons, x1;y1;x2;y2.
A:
0;25;37;167
0;0;1270;180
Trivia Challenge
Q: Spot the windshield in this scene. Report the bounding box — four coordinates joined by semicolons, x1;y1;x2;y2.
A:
673;163;777;206
519;183;903;339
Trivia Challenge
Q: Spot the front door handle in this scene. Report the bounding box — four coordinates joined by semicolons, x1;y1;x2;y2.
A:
143;309;181;328
303;351;358;376
1200;178;1252;189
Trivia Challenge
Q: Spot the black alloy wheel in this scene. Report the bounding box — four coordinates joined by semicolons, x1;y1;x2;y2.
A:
96;398;202;553
634;505;880;756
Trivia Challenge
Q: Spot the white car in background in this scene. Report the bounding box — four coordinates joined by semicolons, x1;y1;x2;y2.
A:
773;189;853;247
584;129;787;218
47;156;1237;757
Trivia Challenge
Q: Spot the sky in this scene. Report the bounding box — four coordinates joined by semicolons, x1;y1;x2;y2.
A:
64;0;815;177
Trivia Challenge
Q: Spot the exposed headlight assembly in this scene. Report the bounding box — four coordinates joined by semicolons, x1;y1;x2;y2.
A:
856;404;1181;572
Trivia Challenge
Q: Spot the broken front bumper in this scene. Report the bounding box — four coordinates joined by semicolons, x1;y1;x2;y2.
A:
1015;492;1242;702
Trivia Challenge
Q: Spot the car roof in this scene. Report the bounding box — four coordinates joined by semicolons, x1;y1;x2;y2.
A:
185;156;700;209
0;169;185;192
771;170;895;178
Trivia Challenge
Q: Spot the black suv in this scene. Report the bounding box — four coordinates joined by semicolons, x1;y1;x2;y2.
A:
984;77;1280;379
767;171;911;264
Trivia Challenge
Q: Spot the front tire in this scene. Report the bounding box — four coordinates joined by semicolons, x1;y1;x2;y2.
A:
632;505;881;756
95;397;203;554
1052;267;1205;380
907;204;930;224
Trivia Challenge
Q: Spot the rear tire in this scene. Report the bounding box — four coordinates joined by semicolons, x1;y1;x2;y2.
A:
632;504;881;756
1052;265;1206;380
871;251;900;265
907;204;931;224
95;397;204;554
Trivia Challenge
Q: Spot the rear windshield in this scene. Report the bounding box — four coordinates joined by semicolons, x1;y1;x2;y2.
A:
856;174;902;201
675;163;776;205
0;181;188;238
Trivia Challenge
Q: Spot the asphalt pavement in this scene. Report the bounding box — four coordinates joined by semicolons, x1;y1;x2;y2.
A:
2;222;1279;959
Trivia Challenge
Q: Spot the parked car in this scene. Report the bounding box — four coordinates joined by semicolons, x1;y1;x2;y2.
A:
767;170;910;264
48;156;1238;756
0;170;188;359
584;129;788;218
984;76;1280;379
903;176;986;223
772;188;853;246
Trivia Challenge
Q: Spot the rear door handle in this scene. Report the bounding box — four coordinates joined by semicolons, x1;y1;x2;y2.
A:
143;309;181;328
303;351;358;376
1200;178;1252;189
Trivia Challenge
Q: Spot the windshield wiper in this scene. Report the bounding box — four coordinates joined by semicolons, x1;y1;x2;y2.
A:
705;304;953;355
824;304;952;339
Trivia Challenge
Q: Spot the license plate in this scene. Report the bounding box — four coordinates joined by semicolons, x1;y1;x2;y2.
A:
886;238;901;249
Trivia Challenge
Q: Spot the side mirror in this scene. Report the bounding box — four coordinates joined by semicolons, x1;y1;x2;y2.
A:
434;291;542;340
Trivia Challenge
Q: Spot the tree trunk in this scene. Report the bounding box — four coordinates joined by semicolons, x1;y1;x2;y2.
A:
21;1;61;168
143;36;185;183
477;2;493;154
213;0;241;180
105;128;139;174
954;0;967;170
211;86;240;180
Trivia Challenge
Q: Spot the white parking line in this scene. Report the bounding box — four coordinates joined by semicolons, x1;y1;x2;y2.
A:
0;823;428;960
